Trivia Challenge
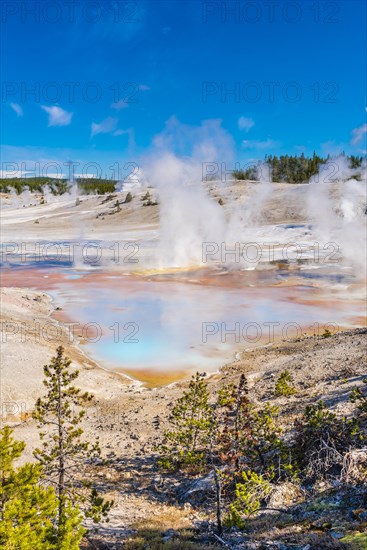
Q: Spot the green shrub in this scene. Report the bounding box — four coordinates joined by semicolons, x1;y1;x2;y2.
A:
275;370;296;396
224;470;271;527
141;191;150;201
351;378;367;414
341;531;367;549
141;191;158;206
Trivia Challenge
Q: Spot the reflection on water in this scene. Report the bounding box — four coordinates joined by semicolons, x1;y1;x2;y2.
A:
1;256;365;384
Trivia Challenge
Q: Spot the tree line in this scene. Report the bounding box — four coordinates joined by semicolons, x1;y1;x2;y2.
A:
0;177;117;196
232;153;365;183
1;154;365;196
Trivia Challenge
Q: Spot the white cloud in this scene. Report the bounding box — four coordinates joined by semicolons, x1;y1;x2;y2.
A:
10;102;23;117
0;169;25;178
242;139;279;150
111;99;129;110
351;123;367;145
238;116;254;132
112;128;136;149
91;117;118;137
41;105;73;127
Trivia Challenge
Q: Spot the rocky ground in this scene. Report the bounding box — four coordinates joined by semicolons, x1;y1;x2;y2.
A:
1;181;308;241
1;287;366;549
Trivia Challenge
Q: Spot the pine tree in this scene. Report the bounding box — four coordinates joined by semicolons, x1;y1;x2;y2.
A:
216;375;287;487
0;426;60;549
32;346;112;542
216;375;252;472
209;375;252;534
158;374;293;530
158;372;214;471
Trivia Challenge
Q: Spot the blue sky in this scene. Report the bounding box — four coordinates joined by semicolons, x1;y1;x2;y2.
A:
1;0;366;178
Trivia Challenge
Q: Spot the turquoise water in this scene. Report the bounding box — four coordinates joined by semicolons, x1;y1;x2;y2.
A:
2;247;364;384
48;271;361;381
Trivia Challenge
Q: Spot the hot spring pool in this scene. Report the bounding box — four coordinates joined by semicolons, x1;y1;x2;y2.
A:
2;261;365;385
